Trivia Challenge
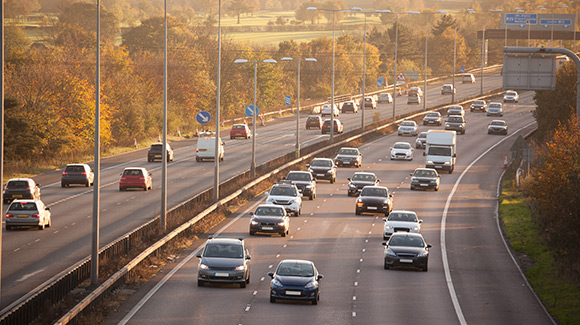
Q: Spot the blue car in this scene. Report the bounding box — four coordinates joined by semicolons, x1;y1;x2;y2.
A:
268;259;323;305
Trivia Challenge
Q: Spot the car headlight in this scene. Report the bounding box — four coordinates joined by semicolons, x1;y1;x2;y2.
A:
308;168;314;174
426;161;434;165
266;198;273;204
327;169;335;174
386;248;397;257
305;184;313;189
250;220;259;226
348;183;356;188
446;124;451;128
235;265;245;271
305;281;318;289
411;226;419;231
271;278;283;288
277;221;286;226
199;263;209;270
411;177;418;182
443;161;450;165
385;225;393;230
417;250;428;257
430;179;437;183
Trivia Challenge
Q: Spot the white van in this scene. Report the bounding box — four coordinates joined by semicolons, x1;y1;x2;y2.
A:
196;137;224;162
462;73;475;84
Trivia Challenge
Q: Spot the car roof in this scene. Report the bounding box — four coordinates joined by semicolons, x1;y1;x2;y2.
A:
9;199;38;204
389;210;417;215
272;183;298;189
394;142;411;146
491;120;506;123
414;168;437;173
352;171;376;176
390;232;424;239
206;237;244;245
123;167;147;171
257;204;285;209
312;158;333;161
288;171;311;175
7;178;35;183
339;147;358;150
363;185;387;190
278;259;314;265
449;105;463;109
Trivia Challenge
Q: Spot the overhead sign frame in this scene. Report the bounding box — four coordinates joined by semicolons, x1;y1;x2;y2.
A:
503;53;556;90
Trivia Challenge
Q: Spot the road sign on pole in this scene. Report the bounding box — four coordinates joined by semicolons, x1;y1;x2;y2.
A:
196;111;211;124
377;76;385;87
396;72;406;83
460;66;465;73
245;105;258;117
284;95;291;106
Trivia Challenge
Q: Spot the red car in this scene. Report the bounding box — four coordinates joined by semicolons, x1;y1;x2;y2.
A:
119;167;152;191
230;124;251;139
305;116;323;129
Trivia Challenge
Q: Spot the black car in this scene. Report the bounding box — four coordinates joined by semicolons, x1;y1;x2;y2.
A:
334;147;362;168
249;205;289;237
268;259;323;305
341;101;358;113
487;120;508;135
147;143;174;162
470;100;487;112
347;172;380;196
410;168;440;191
415;132;427;149
3;178;41;203
383;232;431;271
196;237;251;287
307;158;337;183
355;186;393;216
283;171;316;200
422;112;442;126
445;115;466;135
61;164;94;187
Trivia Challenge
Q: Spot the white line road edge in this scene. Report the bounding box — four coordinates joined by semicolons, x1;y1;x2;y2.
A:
441;121;536;325
117;198;265;325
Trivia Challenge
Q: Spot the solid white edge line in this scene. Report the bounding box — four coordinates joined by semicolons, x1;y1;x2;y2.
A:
441;121;535;325
118;198;264;325
494;171;557;324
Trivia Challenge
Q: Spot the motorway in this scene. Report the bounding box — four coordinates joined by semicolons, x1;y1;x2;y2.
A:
106;91;553;325
1;74;504;311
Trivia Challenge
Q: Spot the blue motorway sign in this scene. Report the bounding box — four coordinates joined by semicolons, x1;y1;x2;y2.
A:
377;76;385;87
285;95;291;106
245;105;258;117
196;111;211;124
540;19;572;27
505;13;537;25
460;66;465;73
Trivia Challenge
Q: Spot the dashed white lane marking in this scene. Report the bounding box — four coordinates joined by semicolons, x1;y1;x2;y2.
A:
276;254;280;258
13;248;20;252
352;312;357;317
245;305;251;312
86;215;91;219
16;268;45;282
353;296;357;301
260;277;265;282
357;269;360;273
252;291;257;296
362;249;366;253
297;227;301;231
359;258;363;262
290;236;294;239
283;244;287;248
53;231;59;234
34;239;40;243
268;265;273;269
71;223;76;226
365;239;368;243
354;281;358;286
304;220;308;223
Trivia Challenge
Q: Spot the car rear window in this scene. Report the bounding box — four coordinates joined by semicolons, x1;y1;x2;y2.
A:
150;144;162;152
361;187;387;197
123;169;143;176
233;125;245;129
307;117;319;121
287;173;311;181
6;181;29;189
9;202;37;211
65;166;85;172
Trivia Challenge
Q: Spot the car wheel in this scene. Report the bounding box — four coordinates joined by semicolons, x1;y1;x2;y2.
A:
384;259;390;270
309;194;314;200
347;192;352;197
330;177;335;184
197;280;204;287
410;185;415;190
422;264;428;272
281;231;286;237
312;295;319;305
355;209;361;215
230;136;234;140
61;182;66;188
435;186;439;191
249;230;255;236
240;281;246;288
196;157;201;162
38;223;45;230
6;225;12;231
47;218;51;228
270;295;276;303
119;187;124;191
85;181;90;187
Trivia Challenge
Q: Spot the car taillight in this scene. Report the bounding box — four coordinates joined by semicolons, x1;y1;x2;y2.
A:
196;148;199;152
62;171;68;176
81;171;87;175
5;214;13;218
32;214;40;218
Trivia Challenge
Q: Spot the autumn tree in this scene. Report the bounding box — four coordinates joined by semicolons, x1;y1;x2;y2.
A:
57;2;120;45
4;0;41;18
295;1;322;24
122;15;195;53
226;0;254;24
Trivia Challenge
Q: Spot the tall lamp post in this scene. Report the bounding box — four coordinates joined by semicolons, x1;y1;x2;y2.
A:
234;58;277;178
351;8;390;131
452;24;457;104
214;0;222;201
420;10;449;111
307;6;352;143
392;13;399;120
281;57;317;158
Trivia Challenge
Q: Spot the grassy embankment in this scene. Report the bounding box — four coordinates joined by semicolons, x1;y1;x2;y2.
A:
499;165;580;324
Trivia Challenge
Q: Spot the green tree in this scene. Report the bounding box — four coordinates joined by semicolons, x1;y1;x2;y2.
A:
431;14;456;37
58;2;120;45
122;15;195;53
534;63;577;140
226;0;254;24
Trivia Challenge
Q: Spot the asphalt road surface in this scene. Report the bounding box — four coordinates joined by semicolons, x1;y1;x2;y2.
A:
1;73;504;310
105;92;554;324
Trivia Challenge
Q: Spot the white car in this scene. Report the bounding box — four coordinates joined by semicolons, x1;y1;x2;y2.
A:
321;104;340;117
487;102;504;117
390;142;414;161
5;199;52;230
378;93;393;103
265;183;302;216
503;90;519;103
397;120;418;136
446;105;465;117
382;210;422;240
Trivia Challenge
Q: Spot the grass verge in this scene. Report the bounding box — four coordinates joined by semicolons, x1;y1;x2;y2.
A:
499;164;580;324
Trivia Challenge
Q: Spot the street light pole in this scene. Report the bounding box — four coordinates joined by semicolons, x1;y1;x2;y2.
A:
160;0;168;233
331;10;336;143
91;0;101;286
234;58;277;178
423;23;428;111
281;57;317;159
361;12;367;131
452;24;456;104
214;0;222;201
392;14;399;120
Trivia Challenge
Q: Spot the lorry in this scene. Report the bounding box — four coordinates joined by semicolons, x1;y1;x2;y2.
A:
424;130;456;174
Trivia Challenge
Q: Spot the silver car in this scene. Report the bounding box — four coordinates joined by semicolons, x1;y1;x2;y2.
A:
415;132;428;149
487;102;504;117
382;210;423;240
5;199;51;230
390;142;414;161
265;183;302;216
397;120;418;136
503;90;519;103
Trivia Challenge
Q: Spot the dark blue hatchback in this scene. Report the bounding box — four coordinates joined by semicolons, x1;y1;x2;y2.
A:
268;259;323;305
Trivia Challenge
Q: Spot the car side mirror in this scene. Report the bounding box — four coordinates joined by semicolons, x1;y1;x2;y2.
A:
265;192;269;196
45;207;50;211
382;217;387;222
306;164;310;168
196;253;201;258
382;241;387;246
246;255;251;260
419;219;423;223
37;184;40;187
268;272;274;278
426;244;432;249
438;175;441;178
317;274;324;280
389;194;393;198
347;178;351;181
377;179;381;183
423;152;426;156
453;154;456;158
249;212;254;216
410;173;413;176
281;177;286;180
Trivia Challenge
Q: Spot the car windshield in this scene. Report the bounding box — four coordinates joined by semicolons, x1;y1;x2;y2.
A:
491;121;505;126
427;147;451;156
254;206;285;216
418;133;427;139
389;236;425;247
311;160;332;167
448;117;463;123
6;181;29;189
388;213;418;222
506;91;517;96
270;186;297;196
361;187;388;197
286;173;311;181
401;121;415;126
276;262;315;277
338;149;358;155
352;174;375;182
203;243;244;258
394;143;411;149
426;113;439;117
123;169;143;176
489;103;501;108
414;169;437;177
9;202;37;211
473;101;485;105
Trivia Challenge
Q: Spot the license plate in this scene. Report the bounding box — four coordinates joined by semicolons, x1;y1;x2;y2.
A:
13;195;22;198
285;291;301;296
214;272;229;277
316;174;325;177
262;226;273;230
18;214;28;218
343;161;350;164
400;259;413;263
367;206;377;210
155;155;161;158
199;149;207;152
420;184;428;187
434;166;442;169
